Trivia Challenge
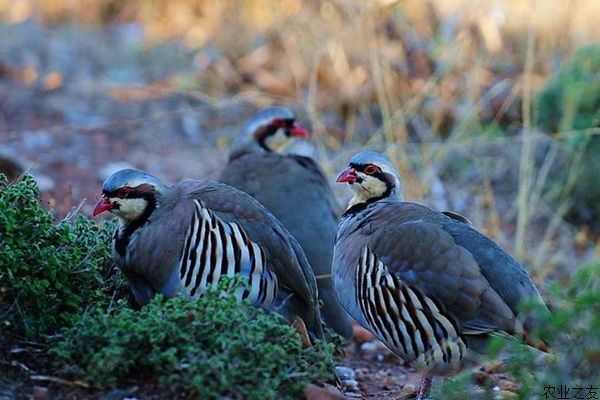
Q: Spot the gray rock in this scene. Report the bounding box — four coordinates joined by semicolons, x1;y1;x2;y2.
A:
334;366;355;381
31;173;55;191
101;389;128;400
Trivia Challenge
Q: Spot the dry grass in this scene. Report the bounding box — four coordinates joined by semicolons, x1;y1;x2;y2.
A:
1;0;599;275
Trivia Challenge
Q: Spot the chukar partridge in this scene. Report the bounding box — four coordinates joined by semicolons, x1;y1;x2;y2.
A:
93;168;323;339
333;151;547;399
220;107;353;339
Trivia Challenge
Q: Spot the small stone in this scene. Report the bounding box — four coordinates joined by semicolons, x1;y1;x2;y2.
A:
402;383;416;395
343;379;359;390
32;386;48;400
102;389;128;400
334;366;355;381
359;340;383;353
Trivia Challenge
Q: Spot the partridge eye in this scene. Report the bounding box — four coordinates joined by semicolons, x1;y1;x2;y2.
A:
363;165;380;175
271;118;287;129
117;187;133;198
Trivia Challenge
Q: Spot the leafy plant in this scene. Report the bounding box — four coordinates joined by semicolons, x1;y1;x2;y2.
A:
52;278;337;399
0;174;120;338
535;46;600;225
537;45;600;135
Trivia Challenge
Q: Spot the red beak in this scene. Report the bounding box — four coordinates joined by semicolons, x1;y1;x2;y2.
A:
289;122;310;138
336;168;358;184
93;195;113;217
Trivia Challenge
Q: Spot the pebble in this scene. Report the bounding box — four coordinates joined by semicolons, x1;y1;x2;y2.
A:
359;340;397;361
402;383;416;395
343;379;359;390
101;389;129;400
334;366;355;381
359;341;382;353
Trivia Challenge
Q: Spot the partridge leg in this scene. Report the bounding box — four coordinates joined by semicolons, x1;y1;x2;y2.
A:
415;375;432;400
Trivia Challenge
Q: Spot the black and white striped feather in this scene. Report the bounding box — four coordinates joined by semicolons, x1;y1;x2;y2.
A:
178;200;278;306
356;246;465;374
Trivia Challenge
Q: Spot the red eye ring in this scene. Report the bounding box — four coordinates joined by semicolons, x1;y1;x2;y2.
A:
117;187;133;198
363;165;380;175
271;118;288;128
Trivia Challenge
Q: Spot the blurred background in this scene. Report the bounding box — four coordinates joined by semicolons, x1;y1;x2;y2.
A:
1;0;600;284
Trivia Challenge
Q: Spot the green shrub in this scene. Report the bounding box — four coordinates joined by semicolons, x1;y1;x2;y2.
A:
52;278;337;400
537;45;600;135
535;46;600;225
434;262;600;399
0;174;120;338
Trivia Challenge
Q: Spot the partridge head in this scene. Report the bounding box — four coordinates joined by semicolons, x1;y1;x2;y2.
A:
230;106;310;158
93;169;164;221
336;151;402;208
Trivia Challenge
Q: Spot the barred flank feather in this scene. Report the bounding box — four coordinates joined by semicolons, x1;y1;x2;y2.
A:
178;200;278;307
356;247;466;374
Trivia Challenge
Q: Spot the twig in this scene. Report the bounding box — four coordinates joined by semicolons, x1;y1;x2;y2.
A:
0;359;33;373
30;375;90;389
60;198;86;223
515;0;539;259
533;200;573;275
10;347;44;354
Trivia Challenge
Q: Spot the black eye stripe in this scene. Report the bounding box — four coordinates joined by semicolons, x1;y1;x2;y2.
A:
104;187;147;199
350;163;382;175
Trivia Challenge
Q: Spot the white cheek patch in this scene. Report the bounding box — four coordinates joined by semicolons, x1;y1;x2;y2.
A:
360;174;387;196
263;129;291;153
113;198;148;221
348;173;388;208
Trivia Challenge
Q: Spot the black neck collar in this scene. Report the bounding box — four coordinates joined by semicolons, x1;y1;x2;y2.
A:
114;193;157;257
342;195;387;217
